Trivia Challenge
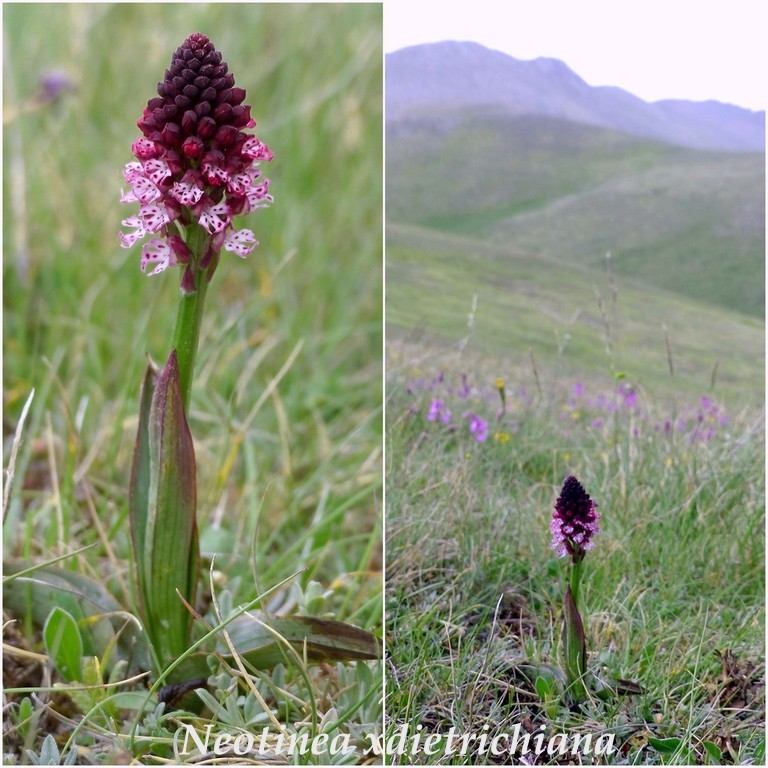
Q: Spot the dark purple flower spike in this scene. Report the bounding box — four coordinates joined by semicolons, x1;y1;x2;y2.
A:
550;475;601;564
120;33;273;276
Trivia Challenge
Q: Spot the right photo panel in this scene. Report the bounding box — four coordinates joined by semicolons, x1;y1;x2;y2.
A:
384;2;765;765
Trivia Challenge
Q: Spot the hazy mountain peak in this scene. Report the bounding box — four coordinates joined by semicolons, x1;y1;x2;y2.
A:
387;41;765;152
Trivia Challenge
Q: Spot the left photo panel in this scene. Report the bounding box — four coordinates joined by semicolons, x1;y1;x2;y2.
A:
2;4;383;763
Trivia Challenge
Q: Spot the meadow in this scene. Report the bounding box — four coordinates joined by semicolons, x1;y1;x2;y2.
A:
385;110;764;764
386;337;764;765
3;4;382;764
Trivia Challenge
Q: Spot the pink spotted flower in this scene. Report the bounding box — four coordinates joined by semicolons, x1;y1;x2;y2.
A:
119;33;273;280
550;475;601;563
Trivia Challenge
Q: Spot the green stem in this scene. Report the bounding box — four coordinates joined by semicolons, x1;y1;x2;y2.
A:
569;556;583;612
564;556;588;702
170;224;211;414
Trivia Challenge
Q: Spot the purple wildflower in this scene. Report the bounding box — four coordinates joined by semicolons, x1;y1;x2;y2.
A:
427;399;451;424
700;396;728;426
120;33;273;277
457;373;470;399
464;412;489;442
550;476;600;563
38;69;75;104
621;387;638;409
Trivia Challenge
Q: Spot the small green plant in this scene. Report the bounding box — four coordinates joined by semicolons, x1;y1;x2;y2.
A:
43;606;84;683
25;733;77;766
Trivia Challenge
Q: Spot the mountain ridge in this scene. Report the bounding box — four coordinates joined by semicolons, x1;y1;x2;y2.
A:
386;41;765;152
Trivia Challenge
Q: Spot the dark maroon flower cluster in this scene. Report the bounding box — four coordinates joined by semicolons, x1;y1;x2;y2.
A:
120;33;273;276
550;475;601;562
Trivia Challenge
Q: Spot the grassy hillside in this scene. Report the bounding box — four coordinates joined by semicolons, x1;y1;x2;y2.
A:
387;113;764;317
387;224;763;408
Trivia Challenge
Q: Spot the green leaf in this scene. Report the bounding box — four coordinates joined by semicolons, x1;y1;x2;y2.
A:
563;584;587;702
3;561;149;670
17;696;34;738
105;691;152;711
129;362;158;580
221;613;381;668
194;686;220;711
81;655;102;688
38;733;61;765
752;737;765;764
648;736;683;754
535;675;554;699
43;606;83;683
139;351;200;669
703;740;722;763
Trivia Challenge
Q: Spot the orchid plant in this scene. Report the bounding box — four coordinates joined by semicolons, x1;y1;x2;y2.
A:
123;33;381;682
120;31;275;674
548;475;643;705
550;475;601;702
5;32;379;708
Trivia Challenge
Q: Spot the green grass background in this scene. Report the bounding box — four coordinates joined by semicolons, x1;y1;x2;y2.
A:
3;3;382;762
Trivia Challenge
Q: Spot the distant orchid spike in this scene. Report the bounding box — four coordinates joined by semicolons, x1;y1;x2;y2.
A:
427;399;451;424
38;69;75;104
119;32;273;276
550;475;600;563
464;411;489;442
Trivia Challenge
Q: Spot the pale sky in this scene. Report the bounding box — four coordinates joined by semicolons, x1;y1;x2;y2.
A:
384;0;767;111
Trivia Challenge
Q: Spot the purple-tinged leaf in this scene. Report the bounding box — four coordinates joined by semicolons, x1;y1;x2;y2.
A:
221;614;382;669
563;584;588;702
139;350;199;668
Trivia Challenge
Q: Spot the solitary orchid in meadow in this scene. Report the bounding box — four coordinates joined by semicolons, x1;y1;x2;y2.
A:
120;34;379;678
122;32;273;671
551;475;600;702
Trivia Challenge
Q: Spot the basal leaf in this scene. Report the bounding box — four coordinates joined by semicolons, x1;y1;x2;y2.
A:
535;675;554;700
38;733;61;765
129;361;158;580
703;740;723;763
648;736;683;754
222;613;381;669
3;561;149;671
140;351;199;668
43;606;83;683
